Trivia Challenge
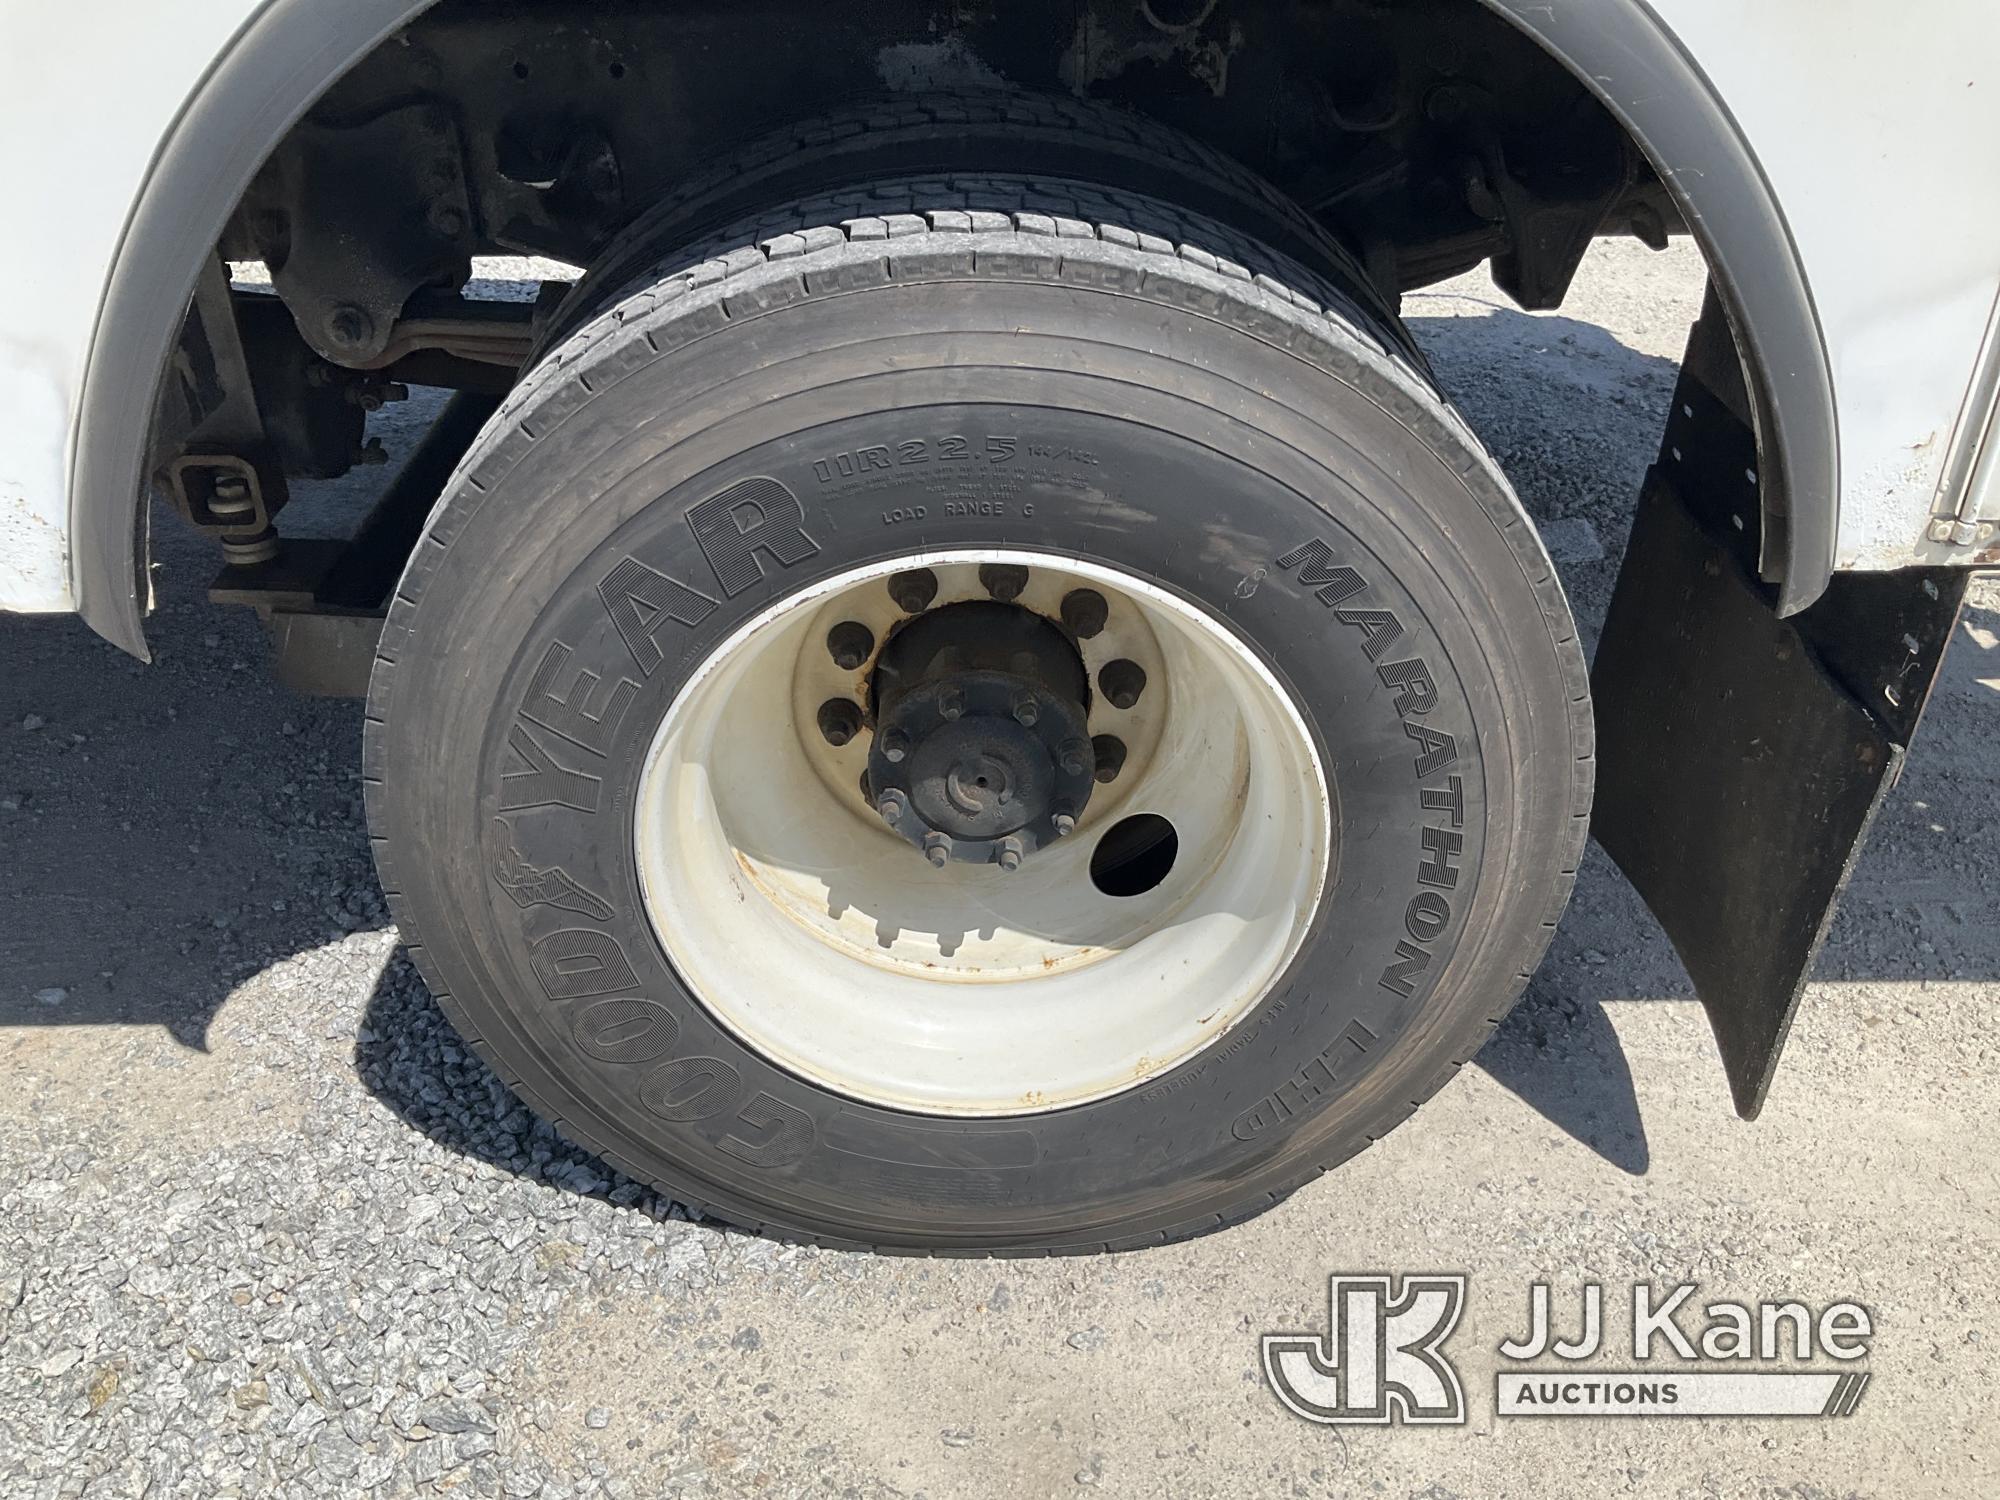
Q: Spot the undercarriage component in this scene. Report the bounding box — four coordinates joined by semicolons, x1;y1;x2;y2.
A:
76;0;1843;665
168;455;286;566
161;263;291;567
242;100;477;366
166;280;524;611
232;295;371;480
340;288;538;373
1462;93;1639;311
164;272;409;565
208;392;500;696
1591;293;1969;1118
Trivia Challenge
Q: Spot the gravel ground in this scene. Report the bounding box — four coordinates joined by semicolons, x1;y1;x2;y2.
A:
2;238;1996;1499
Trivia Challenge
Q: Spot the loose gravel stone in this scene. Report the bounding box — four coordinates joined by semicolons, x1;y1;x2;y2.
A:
1538;515;1606;564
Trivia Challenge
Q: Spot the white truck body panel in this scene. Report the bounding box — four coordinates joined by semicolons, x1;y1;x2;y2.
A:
1;0;1997;614
0;0;257;612
1656;1;2000;567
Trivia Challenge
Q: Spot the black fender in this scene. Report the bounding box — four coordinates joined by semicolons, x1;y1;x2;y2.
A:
72;0;1841;659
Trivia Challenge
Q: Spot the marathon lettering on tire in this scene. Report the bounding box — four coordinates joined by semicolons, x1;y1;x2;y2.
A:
1382;774;1467;999
1275;539;1471;1003
1232;1020;1378;1140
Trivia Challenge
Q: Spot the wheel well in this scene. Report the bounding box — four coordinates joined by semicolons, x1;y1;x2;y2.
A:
74;0;1835;658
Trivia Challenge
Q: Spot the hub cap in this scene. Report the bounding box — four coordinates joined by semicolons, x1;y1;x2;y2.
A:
868;601;1095;867
634;551;1330;1116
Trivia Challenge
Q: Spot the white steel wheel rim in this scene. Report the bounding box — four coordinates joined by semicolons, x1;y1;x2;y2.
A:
634;550;1331;1116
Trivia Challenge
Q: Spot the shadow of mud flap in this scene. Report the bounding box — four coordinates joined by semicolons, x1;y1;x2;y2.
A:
1475;981;1650;1174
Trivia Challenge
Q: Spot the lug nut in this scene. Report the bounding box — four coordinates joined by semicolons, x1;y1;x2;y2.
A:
1092;734;1127;783
1060;588;1109;639
879;726;911;763
877;788;908;823
923;832;953;868
937;685;965;721
827;620;875;670
995;836;1025;872
1051;804;1078;838
1011;692;1040;727
817;698;863;747
888;569;938;613
1099;659;1147;710
979;563;1030;603
1058;737;1091;777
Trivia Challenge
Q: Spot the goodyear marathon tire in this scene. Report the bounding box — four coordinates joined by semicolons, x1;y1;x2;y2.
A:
365;187;1592;1254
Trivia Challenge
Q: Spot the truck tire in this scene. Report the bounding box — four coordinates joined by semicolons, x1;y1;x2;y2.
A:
365;183;1591;1253
534;90;1408;363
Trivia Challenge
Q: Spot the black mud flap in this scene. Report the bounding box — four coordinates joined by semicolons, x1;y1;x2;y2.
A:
1592;290;1970;1118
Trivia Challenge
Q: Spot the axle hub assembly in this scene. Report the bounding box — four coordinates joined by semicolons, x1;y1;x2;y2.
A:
866;600;1094;869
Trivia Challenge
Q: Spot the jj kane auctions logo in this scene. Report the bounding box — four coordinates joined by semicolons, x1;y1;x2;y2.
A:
1263;1276;1873;1424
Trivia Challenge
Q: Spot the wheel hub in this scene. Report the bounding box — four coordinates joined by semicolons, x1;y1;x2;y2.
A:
867;601;1094;868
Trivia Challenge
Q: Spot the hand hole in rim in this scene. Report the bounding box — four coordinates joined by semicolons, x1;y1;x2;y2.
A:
1089;813;1180;898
